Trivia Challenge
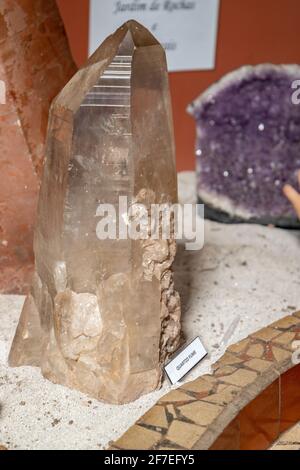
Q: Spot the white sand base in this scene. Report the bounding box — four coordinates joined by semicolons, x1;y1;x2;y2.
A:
1;172;300;450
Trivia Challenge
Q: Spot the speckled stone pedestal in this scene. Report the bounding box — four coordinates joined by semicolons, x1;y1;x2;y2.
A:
189;65;300;228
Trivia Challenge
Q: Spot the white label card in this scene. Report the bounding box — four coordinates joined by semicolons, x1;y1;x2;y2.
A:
164;337;207;384
89;0;220;72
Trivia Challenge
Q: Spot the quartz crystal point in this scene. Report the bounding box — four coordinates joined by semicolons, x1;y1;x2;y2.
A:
189;64;300;227
0;0;76;293
9;21;181;404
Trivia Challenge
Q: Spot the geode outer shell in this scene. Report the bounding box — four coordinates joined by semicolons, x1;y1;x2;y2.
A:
188;64;300;227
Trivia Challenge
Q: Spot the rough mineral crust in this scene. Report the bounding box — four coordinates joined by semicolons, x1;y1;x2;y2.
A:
188;64;300;227
0;0;76;294
9;21;181;404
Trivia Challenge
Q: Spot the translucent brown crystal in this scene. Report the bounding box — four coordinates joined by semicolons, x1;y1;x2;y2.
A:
9;21;181;404
0;0;76;293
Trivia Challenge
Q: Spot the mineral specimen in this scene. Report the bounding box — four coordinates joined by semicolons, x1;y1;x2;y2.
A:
9;21;181;404
0;0;76;293
284;171;300;219
188;64;300;227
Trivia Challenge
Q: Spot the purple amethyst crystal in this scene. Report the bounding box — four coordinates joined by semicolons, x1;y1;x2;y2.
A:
188;64;300;227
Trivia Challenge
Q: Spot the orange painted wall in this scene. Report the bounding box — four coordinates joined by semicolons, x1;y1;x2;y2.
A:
56;0;300;172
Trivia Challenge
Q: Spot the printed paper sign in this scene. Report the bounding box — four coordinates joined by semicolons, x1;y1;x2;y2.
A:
89;0;220;72
164;337;207;384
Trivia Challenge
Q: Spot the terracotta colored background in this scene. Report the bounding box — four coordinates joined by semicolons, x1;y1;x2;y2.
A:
56;0;300;172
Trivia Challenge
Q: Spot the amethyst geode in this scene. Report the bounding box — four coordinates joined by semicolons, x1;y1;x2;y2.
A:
188;64;300;227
